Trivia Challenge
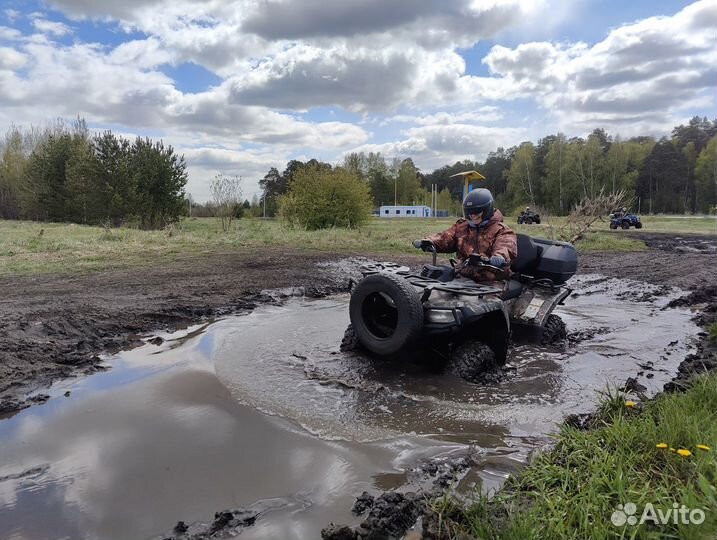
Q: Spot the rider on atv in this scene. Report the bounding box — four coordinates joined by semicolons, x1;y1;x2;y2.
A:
412;188;517;282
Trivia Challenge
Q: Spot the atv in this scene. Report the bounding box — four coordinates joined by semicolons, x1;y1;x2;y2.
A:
343;234;577;382
609;212;642;229
517;210;541;224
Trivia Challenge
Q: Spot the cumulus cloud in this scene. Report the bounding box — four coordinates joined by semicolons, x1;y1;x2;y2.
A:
1;0;714;199
31;18;73;37
349;124;527;171
476;0;716;132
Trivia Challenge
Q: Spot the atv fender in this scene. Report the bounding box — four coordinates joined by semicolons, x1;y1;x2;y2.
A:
507;285;570;330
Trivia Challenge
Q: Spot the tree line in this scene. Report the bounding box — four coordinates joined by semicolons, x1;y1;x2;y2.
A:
258;116;717;217
0;119;188;228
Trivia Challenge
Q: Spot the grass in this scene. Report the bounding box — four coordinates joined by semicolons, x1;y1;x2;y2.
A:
432;375;717;540
0;214;713;276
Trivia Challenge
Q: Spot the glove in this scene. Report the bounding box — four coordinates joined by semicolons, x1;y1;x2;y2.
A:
488;255;506;267
412;239;432;251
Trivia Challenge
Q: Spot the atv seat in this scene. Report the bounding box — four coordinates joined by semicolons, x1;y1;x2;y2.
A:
501;279;523;300
511;233;540;274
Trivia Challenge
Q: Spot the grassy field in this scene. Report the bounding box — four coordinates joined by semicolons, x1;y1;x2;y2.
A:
433;374;717;540
0;215;714;276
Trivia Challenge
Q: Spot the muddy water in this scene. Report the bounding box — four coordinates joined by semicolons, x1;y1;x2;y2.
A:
0;275;699;540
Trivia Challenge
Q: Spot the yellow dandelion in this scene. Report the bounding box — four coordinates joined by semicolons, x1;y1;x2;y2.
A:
669;447;676;452
677;449;692;457
625;401;636;407
697;444;711;452
656;443;668;449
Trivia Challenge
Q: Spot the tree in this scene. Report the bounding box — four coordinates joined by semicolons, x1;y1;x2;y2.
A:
695;137;717;214
210;174;243;232
130;137;188;229
92;131;133;226
0;126;26;219
506;142;536;208
395;158;422;204
279;164;372;230
544;134;568;213
637;138;688;214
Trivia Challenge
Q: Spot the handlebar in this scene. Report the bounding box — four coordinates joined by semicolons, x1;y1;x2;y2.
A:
466;253;504;272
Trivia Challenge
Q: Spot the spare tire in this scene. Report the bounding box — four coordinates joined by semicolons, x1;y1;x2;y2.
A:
349;273;423;356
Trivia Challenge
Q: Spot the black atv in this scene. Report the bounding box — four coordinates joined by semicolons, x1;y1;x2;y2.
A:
343;234;577;382
517;210;541;224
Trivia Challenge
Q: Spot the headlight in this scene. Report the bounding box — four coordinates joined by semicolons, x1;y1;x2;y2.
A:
426;309;456;323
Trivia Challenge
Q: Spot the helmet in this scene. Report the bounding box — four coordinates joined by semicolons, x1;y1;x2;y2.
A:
525;206;530;211
621;207;627;212
463;188;494;220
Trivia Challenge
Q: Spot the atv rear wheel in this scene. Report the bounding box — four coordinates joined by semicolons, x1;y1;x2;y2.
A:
621;222;630;229
448;340;496;383
349;273;424;356
610;222;618;230
541;314;567;345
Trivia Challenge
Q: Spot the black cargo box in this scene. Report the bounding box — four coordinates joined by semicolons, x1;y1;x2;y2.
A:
532;238;577;284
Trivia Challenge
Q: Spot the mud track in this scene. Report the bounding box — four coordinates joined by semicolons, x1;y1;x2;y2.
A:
1;233;715;415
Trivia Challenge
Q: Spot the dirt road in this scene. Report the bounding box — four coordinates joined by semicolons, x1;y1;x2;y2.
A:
1;233;715;415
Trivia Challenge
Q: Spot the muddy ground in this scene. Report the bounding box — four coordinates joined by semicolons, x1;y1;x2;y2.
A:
1;232;715;416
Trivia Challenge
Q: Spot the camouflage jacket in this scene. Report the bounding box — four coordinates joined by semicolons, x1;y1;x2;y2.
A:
426;209;518;281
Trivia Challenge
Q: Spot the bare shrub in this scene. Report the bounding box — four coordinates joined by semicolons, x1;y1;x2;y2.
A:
553;189;632;243
210;174;243;232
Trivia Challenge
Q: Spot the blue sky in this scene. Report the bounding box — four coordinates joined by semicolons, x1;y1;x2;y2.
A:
0;0;714;201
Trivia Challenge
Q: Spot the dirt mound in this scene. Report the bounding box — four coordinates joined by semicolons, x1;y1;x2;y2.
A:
322;492;424;540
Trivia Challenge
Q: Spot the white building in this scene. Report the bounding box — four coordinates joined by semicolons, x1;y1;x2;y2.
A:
379;205;432;218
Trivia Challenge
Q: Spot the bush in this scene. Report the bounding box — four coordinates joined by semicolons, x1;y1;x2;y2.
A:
279;165;372;230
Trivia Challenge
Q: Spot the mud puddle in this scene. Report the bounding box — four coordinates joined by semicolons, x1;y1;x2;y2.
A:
0;275;699;540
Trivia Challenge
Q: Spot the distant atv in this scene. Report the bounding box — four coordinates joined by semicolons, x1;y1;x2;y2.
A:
343;234;577;382
609;212;642;229
517;210;541;224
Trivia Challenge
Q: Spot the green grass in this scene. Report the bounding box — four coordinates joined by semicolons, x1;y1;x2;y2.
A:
434;375;717;540
0;214;713;276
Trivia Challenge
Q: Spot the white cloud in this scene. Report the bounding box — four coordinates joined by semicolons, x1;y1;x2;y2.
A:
348;124;527;172
0;0;713;200
473;0;716;133
0;47;28;70
31;18;73;37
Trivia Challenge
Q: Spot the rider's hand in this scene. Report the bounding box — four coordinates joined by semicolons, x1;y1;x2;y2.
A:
412;239;432;251
488;255;506;268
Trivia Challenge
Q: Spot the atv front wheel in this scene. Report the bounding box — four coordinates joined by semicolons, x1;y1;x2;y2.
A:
541;314;567;345
635;222;643;229
349;272;424;356
340;324;362;352
621;222;630;229
447;340;496;383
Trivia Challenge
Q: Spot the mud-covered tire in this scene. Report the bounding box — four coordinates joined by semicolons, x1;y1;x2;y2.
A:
340;324;362;352
610;222;618;230
535;217;541;224
621;222;630;229
635;222;643;229
541;314;567;345
447;340;496;383
349;273;423;356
